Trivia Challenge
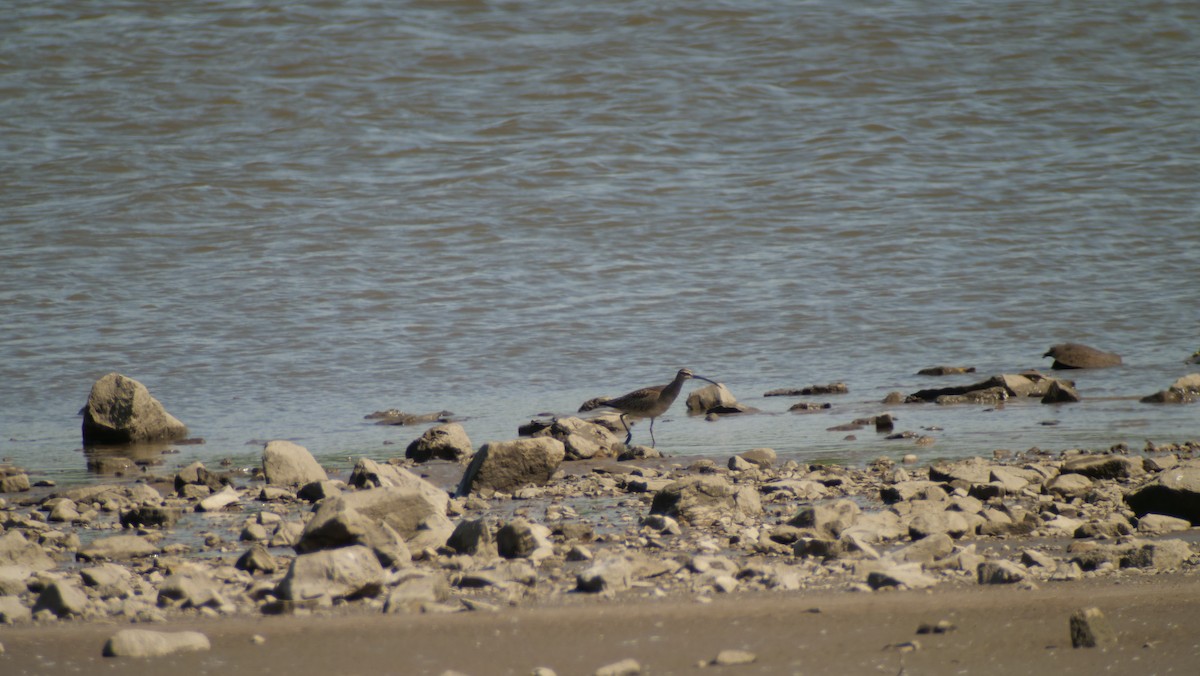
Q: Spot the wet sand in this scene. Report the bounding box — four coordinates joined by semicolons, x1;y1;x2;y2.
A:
3;572;1199;675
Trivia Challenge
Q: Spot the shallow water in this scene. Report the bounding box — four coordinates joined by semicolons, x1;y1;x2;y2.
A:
2;0;1198;483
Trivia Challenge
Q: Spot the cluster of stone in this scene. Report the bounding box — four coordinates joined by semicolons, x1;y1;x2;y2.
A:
3;428;1199;639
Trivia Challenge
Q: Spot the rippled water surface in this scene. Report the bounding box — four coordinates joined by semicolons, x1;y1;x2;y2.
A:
2;0;1198;482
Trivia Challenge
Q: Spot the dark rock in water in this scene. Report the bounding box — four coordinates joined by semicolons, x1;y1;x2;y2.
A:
764;382;848;397
1043;343;1122;369
81;373;188;446
368;409;453;426
175;461;226;494
1041;379;1080;404
917;366;976;376
406;422;473;463
87;456;140;475
788;401;832;412
1140;374;1200;404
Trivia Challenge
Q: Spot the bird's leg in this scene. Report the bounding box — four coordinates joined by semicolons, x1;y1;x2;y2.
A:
620;414;632;446
648;417;657;448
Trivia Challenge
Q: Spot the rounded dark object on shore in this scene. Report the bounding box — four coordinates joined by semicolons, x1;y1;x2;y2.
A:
1043;343;1122;369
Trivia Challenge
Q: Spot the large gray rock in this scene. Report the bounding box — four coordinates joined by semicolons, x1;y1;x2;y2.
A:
347;458;450;513
576;557;634;593
1044;343;1122;369
383;571;451;613
276;545;385;602
686;383;751;414
78;534;159;562
650;475;759;528
405;423;474;463
262;440;328;487
157;571;224;610
0;566;34;596
80;563;135;598
296;505;411;567
1119;539;1192;570
532;417;620;460
788;499;861;539
302;485;449;544
33;580;89;617
1063;454;1144;480
496;519;554;560
81;373;188;445
1125;466;1200;524
0;595;32;624
0;532;56;570
103;629;211;658
446;518;498;558
456;438;565;496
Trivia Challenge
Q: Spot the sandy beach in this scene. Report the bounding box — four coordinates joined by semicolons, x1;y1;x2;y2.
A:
3;572;1200;675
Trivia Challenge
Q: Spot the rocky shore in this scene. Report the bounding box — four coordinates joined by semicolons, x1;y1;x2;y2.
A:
3;356;1199;672
4;430;1200;668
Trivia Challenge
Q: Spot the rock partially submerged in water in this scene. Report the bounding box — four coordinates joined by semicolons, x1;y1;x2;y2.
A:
764;382;848;397
1043;343;1122;369
906;372;1071;404
917;366;976;376
81;373;188;446
368;409;453;426
1141;374;1200;404
406;422;474;463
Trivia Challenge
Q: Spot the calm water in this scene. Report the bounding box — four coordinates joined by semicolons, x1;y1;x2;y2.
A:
2;0;1199;483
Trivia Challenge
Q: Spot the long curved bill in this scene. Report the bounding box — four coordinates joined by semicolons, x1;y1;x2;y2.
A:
692;375;719;386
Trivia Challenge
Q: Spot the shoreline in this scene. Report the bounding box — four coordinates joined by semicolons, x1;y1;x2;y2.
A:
2;436;1200;674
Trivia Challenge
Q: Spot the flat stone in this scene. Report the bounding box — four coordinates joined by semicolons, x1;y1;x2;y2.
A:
712;649;758;665
103;629;211;658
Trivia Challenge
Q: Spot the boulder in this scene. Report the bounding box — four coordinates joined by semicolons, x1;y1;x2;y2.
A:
1043;343;1122;369
80;563;135;598
576;557;634;593
908;510;971;540
1063;454;1144;480
788;500;861;539
1119;539;1192;570
1070;607;1117;648
686;383;750;414
0;566;34;596
456;438;565;496
103;629;211;658
157;571;223;609
447;518;498;558
532;417;620;460
262;440;328;487
496;519;554;560
301;485;446;548
78;534;159;561
196;485;241;512
1136;513;1191;535
1041;380;1081;404
0;595;32;624
737;448;777;469
977;560;1027;584
119;504;182;529
347;458;450;510
33;580;89;617
383;571;451;613
81;373;188;445
650;475;757;527
296;505;411;567
0;532;56;570
276;545;385;602
235;544;279;575
0;473;31;493
866;564;938;590
1046;473;1093;500
1125;467;1200;524
405;422;473;463
175;461;224;494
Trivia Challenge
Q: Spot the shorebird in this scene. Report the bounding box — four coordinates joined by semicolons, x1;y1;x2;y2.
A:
599;368;718;447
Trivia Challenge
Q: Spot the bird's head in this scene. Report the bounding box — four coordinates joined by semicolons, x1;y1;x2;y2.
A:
678;368;718;386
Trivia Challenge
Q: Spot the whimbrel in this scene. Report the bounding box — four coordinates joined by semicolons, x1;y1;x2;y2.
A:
600;368;718;447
